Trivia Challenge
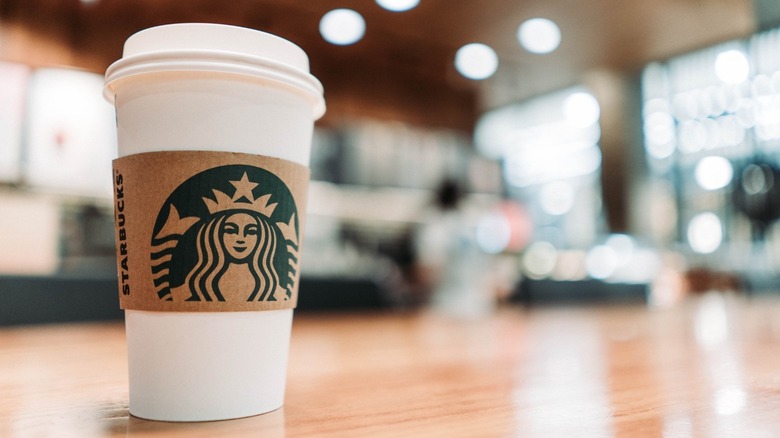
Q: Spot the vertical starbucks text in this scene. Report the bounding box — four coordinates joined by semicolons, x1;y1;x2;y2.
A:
115;169;131;296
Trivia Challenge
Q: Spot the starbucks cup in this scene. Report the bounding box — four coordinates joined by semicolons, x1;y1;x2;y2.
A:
104;23;325;422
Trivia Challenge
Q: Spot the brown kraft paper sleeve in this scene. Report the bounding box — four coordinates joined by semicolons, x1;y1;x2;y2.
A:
112;150;309;312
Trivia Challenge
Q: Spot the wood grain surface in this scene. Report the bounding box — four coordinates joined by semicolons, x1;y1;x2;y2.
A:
3;293;780;437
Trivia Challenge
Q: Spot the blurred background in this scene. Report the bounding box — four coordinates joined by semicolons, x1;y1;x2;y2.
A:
2;0;780;323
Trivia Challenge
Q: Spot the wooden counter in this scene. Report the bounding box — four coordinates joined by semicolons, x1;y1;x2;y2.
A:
3;294;780;437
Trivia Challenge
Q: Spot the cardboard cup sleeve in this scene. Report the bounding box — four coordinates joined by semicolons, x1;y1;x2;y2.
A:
113;150;309;312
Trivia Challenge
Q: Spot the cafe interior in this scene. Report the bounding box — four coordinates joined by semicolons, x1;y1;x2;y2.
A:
4;0;780;436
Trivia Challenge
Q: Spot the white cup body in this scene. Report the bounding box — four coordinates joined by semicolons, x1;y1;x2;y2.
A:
108;24;322;422
125;309;293;422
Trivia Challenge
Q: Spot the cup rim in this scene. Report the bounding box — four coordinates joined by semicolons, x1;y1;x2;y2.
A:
103;24;325;119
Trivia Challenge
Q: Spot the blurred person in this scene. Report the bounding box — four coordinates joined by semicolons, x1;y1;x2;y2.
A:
413;178;495;318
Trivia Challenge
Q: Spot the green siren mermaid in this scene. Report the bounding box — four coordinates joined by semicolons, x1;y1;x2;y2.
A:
150;168;301;303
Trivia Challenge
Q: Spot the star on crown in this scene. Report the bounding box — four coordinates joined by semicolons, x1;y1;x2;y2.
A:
202;172;278;217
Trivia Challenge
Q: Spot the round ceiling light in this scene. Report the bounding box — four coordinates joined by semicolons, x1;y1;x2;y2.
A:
455;43;499;80
320;9;366;46
376;0;420;12
517;18;561;54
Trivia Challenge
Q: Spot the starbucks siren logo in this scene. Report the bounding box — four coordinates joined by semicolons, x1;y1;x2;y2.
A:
149;165;300;303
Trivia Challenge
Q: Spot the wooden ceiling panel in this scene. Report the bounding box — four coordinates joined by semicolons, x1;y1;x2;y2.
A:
0;0;757;131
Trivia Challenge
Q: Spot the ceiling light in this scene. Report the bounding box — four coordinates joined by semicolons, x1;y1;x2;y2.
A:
454;43;498;80
376;0;419;12
319;9;365;46
517;18;561;54
715;49;749;84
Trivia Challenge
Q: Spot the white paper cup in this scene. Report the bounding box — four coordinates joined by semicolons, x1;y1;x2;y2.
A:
104;23;324;422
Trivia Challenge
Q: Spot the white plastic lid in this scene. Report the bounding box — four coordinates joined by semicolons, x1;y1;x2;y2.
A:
104;23;325;119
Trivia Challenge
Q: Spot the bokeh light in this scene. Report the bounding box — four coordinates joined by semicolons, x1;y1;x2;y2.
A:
522;241;558;279
476;211;512;254
715;49;749;84
517;18;561;54
563;92;600;128
320;9;366;46
455;43;499;80
539;181;575;215
585;245;618;280
644;108;676;159
376;0;419;12
695;156;733;190
687;212;723;254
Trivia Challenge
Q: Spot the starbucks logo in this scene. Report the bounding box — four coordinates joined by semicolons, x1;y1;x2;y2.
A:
149;165;300;303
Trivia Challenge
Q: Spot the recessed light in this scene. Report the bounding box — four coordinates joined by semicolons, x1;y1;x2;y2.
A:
320;9;366;46
517;18;561;54
376;0;420;12
454;43;498;80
